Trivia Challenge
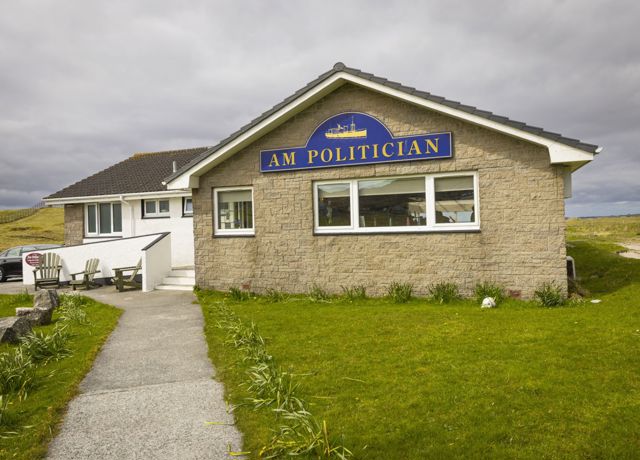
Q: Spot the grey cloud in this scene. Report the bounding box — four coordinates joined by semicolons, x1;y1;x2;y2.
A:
0;0;638;216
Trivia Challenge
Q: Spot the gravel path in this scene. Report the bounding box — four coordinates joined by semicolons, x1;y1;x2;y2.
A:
46;288;243;459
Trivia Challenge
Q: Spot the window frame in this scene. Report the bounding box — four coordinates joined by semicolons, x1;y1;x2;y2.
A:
85;202;123;237
142;199;171;219
213;186;255;236
182;197;193;217
313;171;479;234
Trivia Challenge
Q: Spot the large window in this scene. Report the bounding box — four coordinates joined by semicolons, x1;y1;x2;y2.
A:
314;172;478;234
86;203;122;236
143;199;170;218
214;187;254;236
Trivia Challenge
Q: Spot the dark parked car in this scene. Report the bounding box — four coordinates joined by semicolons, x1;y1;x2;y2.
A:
0;244;62;281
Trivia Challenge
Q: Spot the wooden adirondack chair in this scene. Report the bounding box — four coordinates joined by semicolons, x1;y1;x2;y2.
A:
33;253;62;290
69;258;101;291
112;259;142;292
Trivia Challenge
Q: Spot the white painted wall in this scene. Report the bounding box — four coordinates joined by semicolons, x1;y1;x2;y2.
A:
81;196;194;267
142;233;172;292
22;233;172;292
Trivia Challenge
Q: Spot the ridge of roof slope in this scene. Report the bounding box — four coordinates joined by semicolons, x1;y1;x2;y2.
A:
165;62;600;185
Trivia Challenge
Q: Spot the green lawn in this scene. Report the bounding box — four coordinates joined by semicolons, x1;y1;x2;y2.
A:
0;295;122;459
199;226;640;459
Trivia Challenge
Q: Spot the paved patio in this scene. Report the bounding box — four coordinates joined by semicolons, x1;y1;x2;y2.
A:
20;285;246;459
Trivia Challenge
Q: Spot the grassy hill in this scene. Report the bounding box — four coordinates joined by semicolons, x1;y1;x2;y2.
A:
0;207;64;252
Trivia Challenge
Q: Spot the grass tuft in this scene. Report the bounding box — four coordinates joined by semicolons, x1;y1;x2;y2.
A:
265;289;288;303
428;282;460;304
340;285;366;302
386;282;413;303
308;284;331;303
228;287;251;302
474;281;505;305
534;281;566;307
19;326;72;365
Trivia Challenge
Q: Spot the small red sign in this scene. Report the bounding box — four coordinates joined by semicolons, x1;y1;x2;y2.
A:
25;253;42;267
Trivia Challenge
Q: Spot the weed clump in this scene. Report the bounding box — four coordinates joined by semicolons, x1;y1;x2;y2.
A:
0;348;36;398
228;287;251;302
265;289;288;303
308;284;331;303
20;326;72;364
387;282;413;303
428;282;461;304
341;285;366;302
534;281;566;307
474;281;505;305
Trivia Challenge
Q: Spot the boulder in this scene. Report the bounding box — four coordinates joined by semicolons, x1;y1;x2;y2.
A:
0;316;32;344
47;289;60;309
15;307;53;326
33;289;57;311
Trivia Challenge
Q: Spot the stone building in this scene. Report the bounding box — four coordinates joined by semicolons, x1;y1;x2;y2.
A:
162;63;600;298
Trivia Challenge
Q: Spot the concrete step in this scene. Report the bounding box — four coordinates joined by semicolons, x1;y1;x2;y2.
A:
170;269;195;277
161;276;195;286
155;284;193;291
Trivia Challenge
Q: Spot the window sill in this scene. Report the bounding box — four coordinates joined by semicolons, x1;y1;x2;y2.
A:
314;226;480;236
142;215;171;219
213;233;255;238
84;235;123;239
182;214;193;218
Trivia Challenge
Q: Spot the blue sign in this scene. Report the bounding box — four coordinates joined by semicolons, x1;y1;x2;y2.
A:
260;112;452;173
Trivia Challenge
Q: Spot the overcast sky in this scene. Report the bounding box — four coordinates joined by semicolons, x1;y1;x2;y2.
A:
1;0;638;216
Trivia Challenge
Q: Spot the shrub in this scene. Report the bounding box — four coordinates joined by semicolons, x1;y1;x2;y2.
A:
308;284;330;303
428;282;461;304
474;281;505;305
265;289;288;303
534;281;566;307
20;326;72;364
228;287;251;302
341;285;366;302
386;282;413;304
0;348;36;398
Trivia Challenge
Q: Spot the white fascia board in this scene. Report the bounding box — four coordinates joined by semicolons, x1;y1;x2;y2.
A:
166;71;595;189
339;74;596;165
44;189;191;206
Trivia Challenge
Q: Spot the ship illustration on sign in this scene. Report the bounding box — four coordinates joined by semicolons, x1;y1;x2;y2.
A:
324;116;367;139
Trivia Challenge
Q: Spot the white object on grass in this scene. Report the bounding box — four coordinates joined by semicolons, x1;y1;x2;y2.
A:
590;299;602;304
481;297;496;308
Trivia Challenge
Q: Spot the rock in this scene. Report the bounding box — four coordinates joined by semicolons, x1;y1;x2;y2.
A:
481;297;496;308
47;289;59;309
33;289;56;311
15;307;53;326
0;316;32;344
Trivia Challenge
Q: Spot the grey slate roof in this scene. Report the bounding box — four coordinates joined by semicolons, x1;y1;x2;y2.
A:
164;62;600;184
46;147;209;199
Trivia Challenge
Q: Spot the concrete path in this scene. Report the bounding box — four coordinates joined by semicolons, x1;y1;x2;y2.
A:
46;287;244;459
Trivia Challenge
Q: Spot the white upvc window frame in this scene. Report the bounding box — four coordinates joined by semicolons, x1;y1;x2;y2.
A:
182;197;193;217
313;171;480;234
143;199;170;218
213;186;255;236
85;202;123;237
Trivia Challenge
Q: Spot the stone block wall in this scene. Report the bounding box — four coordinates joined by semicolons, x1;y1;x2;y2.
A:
63;204;83;246
193;84;567;298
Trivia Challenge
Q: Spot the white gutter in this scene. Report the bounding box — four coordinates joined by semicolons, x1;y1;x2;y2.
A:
44;189;192;206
